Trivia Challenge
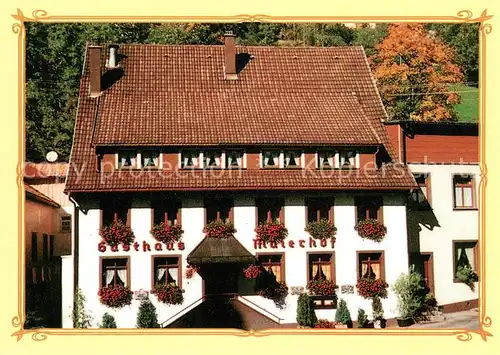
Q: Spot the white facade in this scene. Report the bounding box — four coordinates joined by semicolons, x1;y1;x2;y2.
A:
408;163;480;306
63;193;410;328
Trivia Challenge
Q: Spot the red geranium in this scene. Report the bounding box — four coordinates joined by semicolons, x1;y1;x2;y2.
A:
315;319;335;328
99;220;135;246
98;285;133;308
354;219;387;242
203;221;236;239
243;264;262;279
356;277;388;299
151;222;184;244
185;264;198;279
307;279;338;296
255;221;288;244
151;283;184;305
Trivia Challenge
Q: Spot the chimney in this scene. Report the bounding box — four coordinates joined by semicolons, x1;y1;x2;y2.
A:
88;45;101;98
224;31;237;80
107;44;119;69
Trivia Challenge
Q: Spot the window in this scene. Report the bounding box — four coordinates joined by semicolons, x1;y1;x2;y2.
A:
31;233;37;262
453;174;475;209
284;150;302;168
258;254;285;283
226;150;244;168
357;252;385;280
42;234;49;261
338;151;357;169
181;151;199;169
308;253;335;282
49;235;54;260
101;199;130;227
411;173;431;205
152;200;181;226
141;150;160;168
118;150;137;169
203;150;222;168
306;198;334;224
256;198;284;224
262;150;279;168
61;216;71;233
152;256;181;288
318;151;335;169
205;198;233;224
355;196;383;223
453;241;478;277
101;257;129;288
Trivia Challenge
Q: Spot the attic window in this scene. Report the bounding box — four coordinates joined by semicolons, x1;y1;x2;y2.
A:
226;150;244;168
284;150;302;168
118;150;137;169
181;151;199;169
262;151;279;168
338;151;358;169
141;150;160;169
318;151;335;169
203;151;222;168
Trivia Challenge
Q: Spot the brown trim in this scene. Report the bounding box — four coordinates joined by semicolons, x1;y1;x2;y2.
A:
441;299;478;314
49;235;55;261
452;240;478;282
99;255;131;289
204;198;234;226
151;254;182;289
256;252;286;284
452;174;477;210
356;250;386;281
354;196;383;224
306;251;336;285
421;252;435;295
42;234;49;261
31;232;37;262
305;197;335;225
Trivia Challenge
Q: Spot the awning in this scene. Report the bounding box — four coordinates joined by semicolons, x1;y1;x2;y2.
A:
187;236;256;264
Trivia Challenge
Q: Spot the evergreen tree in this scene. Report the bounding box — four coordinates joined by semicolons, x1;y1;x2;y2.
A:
296;293;318;327
334;299;352;325
100;312;117;328
136;299;160;328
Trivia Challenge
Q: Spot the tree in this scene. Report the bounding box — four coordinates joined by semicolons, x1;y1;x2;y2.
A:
136;299;160;328
335;299;352;325
371;23;463;121
296;293;318;327
352;24;389;57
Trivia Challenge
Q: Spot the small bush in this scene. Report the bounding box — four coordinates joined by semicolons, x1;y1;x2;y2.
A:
392;267;427;319
100;313;117;328
335;299;351;325
456;265;479;290
357;308;368;328
136;299;160;328
296;293;318;327
372;296;384;320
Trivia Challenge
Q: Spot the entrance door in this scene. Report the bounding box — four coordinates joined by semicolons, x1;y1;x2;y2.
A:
411;252;434;295
201;263;240;296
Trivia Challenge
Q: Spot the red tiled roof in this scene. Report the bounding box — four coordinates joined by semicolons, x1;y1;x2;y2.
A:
24;162;69;179
65;43;413;193
25;183;60;207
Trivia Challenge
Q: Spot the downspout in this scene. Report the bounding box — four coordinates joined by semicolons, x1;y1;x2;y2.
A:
69;194;80;326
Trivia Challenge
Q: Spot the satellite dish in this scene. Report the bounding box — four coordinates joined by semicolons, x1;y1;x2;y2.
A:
46;151;58;163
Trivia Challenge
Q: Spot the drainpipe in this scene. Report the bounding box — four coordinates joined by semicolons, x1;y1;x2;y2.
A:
69;195;80;326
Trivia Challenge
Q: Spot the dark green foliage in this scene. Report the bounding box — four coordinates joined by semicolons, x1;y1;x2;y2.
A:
372;296;384;320
357;308;368;328
136;299;160;328
296;293;318;327
352;24;389;57
100;312;117;328
334;299;352;324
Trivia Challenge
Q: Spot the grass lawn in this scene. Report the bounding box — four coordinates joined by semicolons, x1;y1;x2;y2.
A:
449;84;479;122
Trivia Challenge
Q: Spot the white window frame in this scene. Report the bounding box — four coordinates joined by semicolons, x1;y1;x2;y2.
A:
202;150;223;169
337;150;359;169
261;150;280;168
180;150;200;169
317;150;335;169
283;150;303;168
140;149;161;169
116;150;138;169
225;150;245;169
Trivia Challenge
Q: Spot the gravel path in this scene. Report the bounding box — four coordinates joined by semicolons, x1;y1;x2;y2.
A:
409;309;480;329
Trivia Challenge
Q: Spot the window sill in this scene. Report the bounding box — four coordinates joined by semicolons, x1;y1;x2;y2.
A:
453;278;478;284
453;207;478;211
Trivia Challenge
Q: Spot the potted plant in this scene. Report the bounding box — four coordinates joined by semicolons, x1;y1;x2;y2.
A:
150;222;183;244
203;221;236;239
99;312;117;328
151;283;184;305
354;218;387;242
255;221;288;244
98;284;133;309
334;299;352;328
392;268;427;327
357;308;368;328
296;293;318;328
243;264;262;279
307;279;337;296
136;299;160;328
456;265;479;290
356;277;388;299
305;218;337;240
315;319;335;328
99;219;135;246
372;296;385;328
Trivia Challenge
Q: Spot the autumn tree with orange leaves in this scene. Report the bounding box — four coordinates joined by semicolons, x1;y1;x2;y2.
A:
371;23;463;122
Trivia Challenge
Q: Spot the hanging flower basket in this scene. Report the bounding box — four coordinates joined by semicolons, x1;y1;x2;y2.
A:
257;281;289;302
356;277;388;299
99;220;135;246
203;221;236;239
98;285;133;308
255;221;288;244
306;219;337;240
315;319;335;328
307;279;338;296
185;264;199;279
243;264;262;279
151;283;184;305
354;219;387;242
151;222;183;244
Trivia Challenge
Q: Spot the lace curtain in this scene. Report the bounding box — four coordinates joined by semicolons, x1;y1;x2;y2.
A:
362;262;380;279
312;263;331;280
319;152;334;167
264;151;277;166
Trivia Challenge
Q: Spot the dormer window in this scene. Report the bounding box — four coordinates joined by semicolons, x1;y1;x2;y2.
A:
141;150;160;168
181;151;198;169
226;150;243;168
284;150;302;168
262;150;279;168
203;151;222;168
118;150;137;169
318;151;335;169
339;151;357;169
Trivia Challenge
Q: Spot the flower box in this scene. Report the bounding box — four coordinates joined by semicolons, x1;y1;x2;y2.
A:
306;219;337;240
307;279;338;296
255;221;288;244
203;221;236;239
310;295;337;309
315;319;335;328
354;219;387;242
356;278;388;299
99;220;135;246
151;283;184;305
98;285;133;309
151;222;183;244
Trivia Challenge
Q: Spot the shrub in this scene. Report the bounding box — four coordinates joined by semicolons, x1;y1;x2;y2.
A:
356;277;388;299
100;313;117;328
203;221;236;239
136;299;160;328
151;222;183;244
315;319;335;328
98;285;133;309
151;283;184;305
456;265;479;290
372;296;384;320
99;220;135;246
392;268;428;319
255;221;288;244
354;219;387;242
306;219;337;240
72;288;93;328
357;308;368;328
335;299;352;325
296;293;318;328
306;279;338;296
